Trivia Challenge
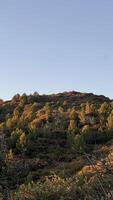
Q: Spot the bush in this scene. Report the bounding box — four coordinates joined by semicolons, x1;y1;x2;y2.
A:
10;175;86;200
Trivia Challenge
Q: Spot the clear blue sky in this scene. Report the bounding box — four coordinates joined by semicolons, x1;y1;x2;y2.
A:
0;0;113;100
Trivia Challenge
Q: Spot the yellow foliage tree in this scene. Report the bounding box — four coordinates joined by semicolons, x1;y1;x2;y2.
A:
98;102;108;115
6;149;13;161
68;120;77;133
107;114;113;129
19;132;26;148
69;108;77;119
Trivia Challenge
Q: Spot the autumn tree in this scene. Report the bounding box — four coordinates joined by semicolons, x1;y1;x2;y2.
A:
98;102;109;115
68;120;77;134
107;113;113;129
79;110;86;124
69;108;77;120
85;102;94;114
44;103;52;122
6;149;14;161
17;132;26;150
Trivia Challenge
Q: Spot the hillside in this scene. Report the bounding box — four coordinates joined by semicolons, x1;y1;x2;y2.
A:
0;91;113;200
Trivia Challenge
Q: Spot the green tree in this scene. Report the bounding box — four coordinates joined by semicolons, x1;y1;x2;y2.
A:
11;128;24;149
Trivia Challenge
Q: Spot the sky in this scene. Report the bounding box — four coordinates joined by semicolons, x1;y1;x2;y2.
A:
0;0;113;100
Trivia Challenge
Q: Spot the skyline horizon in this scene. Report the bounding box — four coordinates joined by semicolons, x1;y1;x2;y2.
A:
1;89;112;101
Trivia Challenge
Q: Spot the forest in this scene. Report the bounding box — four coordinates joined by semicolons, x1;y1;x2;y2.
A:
0;91;113;199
